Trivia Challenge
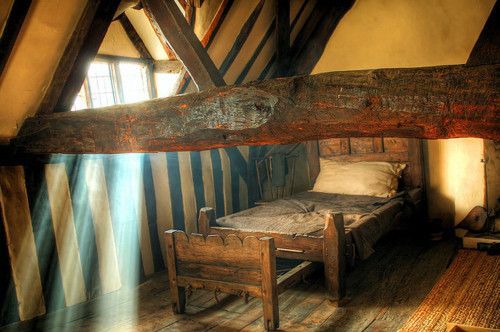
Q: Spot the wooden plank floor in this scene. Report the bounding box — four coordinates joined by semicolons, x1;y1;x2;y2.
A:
3;231;457;331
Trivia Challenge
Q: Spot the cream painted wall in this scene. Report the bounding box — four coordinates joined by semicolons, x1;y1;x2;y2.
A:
311;0;495;225
125;9;169;60
97;21;141;58
0;0;87;141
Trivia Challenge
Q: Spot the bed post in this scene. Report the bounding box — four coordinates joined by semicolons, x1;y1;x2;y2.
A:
323;213;346;305
165;230;186;313
259;237;279;331
198;207;216;236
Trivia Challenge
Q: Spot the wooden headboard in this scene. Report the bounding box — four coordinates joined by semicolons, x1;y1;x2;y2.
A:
307;137;424;190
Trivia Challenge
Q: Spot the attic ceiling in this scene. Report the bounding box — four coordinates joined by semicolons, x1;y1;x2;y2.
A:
0;0;497;149
0;0;333;141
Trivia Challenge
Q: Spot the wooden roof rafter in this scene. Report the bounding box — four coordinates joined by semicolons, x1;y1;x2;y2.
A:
38;0;122;114
0;0;32;78
274;0;290;77
176;0;233;94
119;14;153;59
142;0;225;91
288;0;354;76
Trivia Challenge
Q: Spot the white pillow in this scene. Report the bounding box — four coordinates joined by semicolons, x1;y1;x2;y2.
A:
312;160;406;198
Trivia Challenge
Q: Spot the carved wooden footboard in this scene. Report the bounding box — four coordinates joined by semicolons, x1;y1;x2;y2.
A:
197;207;346;304
164;230;316;330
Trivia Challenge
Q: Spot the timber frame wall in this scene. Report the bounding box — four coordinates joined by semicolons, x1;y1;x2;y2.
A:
0;1;321;325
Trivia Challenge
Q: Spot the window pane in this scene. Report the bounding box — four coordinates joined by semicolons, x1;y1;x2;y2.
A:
119;62;150;103
88;62;115;107
71;84;88;111
155;72;180;98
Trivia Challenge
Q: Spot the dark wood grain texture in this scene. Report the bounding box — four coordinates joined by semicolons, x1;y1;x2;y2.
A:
164;231;283;330
165;230;186;313
0;0;32;78
275;0;290;77
323;213;346;303
259;237;279;331
14;63;500;154
466;2;499;66
142;0;225;91
38;0;121;114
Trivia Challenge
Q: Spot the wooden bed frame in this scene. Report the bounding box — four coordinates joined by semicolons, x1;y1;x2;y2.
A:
195;137;424;305
164;230;316;330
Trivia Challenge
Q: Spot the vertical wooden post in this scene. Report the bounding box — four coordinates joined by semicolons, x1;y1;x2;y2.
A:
198;207;216;236
164;230;186;313
259;237;279;330
323;213;346;304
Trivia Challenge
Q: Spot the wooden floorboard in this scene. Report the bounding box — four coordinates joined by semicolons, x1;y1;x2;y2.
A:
2;231;458;331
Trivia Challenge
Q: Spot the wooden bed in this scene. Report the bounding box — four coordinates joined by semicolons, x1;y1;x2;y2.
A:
164;138;423;330
195;137;424;304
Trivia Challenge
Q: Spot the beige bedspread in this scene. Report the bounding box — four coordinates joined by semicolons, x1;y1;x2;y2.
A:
216;191;410;260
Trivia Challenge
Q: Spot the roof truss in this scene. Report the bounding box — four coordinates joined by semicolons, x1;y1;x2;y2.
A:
38;0;121;114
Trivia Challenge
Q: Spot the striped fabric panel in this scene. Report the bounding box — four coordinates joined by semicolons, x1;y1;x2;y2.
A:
23;163;65;313
149;153;174;266
45;163;87;306
178;152;197;234
64;156;102;299
142;156;165;273
200;150;216;211
102;155;149;286
0;166;46;321
84;159;121;294
220;149;233;216
0;208;20;326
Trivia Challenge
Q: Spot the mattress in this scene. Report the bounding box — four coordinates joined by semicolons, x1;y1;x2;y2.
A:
215;190;417;260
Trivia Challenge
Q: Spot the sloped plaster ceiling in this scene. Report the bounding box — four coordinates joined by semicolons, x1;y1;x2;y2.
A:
125;8;169;60
97;20;141;58
312;0;495;71
0;0;87;141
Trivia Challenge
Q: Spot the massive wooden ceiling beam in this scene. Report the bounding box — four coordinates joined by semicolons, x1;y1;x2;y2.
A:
142;0;225;91
12;64;499;154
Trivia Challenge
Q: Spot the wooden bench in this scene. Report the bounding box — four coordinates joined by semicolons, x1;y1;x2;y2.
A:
165;230;316;331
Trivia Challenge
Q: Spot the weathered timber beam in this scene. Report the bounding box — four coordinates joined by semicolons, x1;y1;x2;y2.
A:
142;0;225;91
12;64;500;154
153;59;183;73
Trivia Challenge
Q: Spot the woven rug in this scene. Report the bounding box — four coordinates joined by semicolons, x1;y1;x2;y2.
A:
400;249;500;331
